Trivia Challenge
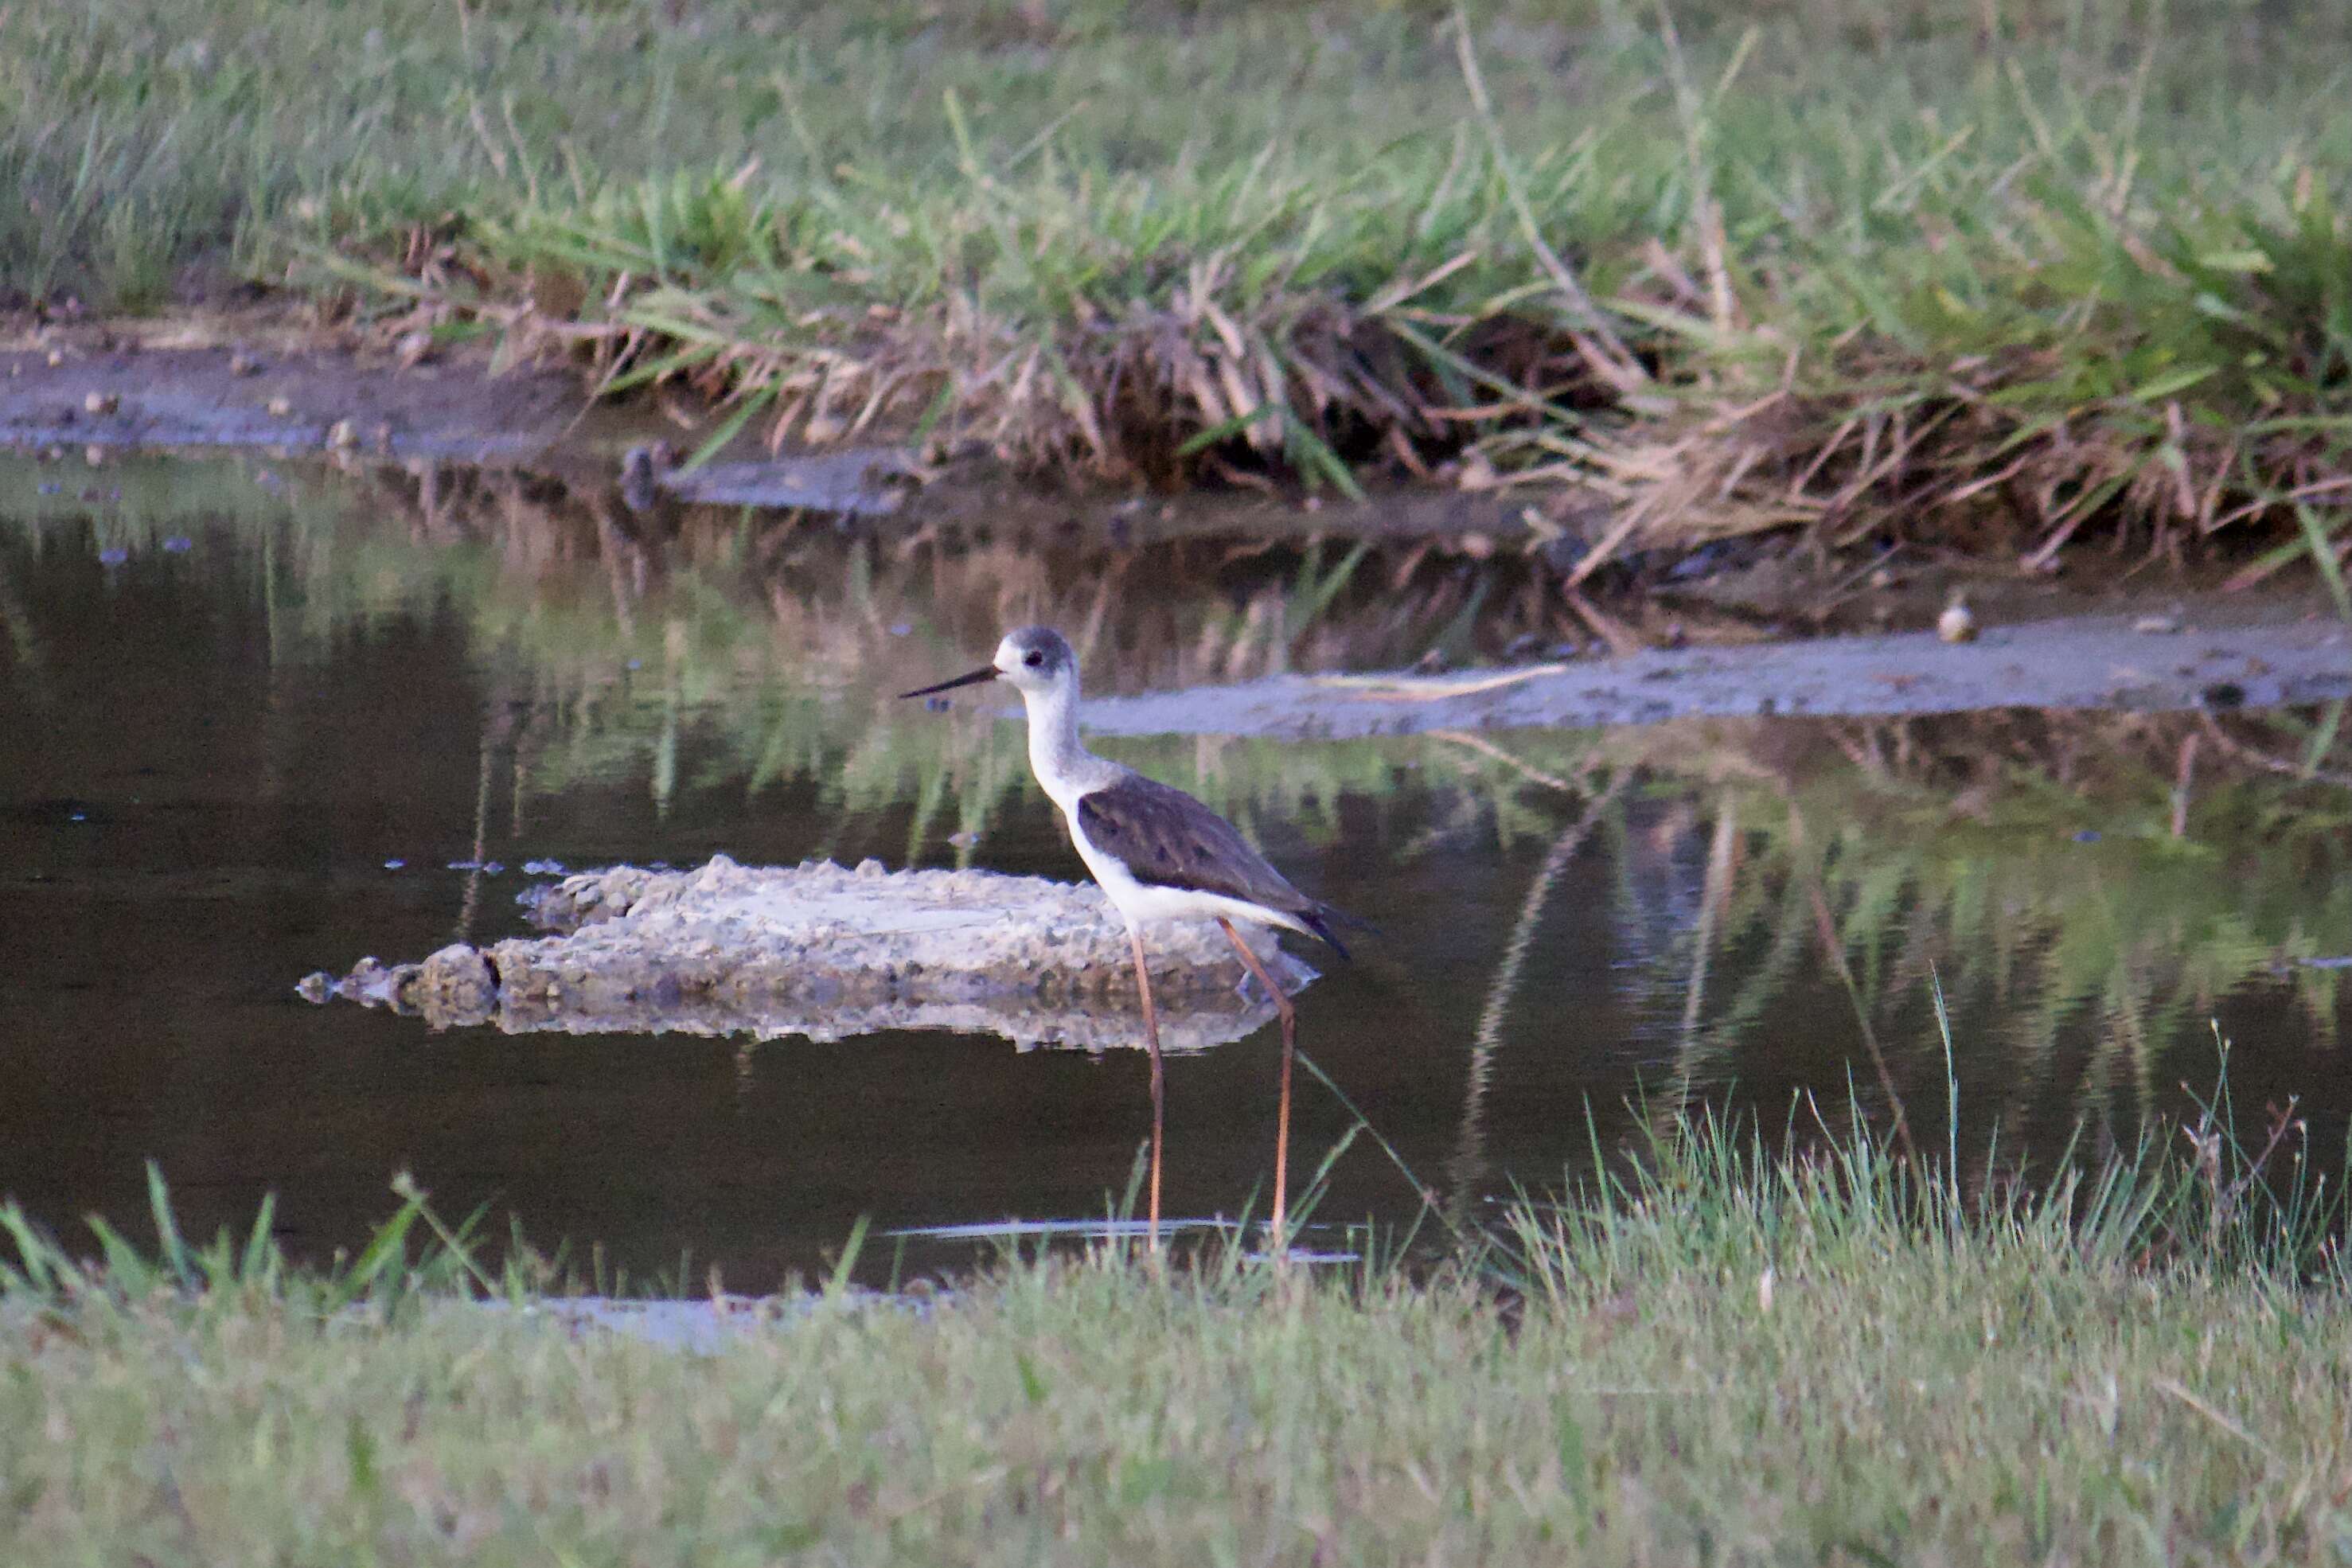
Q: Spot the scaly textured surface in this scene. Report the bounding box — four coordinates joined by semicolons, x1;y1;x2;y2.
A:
308;855;1315;1051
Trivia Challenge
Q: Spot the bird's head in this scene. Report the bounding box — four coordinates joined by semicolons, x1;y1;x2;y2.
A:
899;625;1078;703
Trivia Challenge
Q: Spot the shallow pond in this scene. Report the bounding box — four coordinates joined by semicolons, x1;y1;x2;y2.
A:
2;451;2346;1289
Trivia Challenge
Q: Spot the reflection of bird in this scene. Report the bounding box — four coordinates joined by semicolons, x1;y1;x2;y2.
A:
902;626;1354;1252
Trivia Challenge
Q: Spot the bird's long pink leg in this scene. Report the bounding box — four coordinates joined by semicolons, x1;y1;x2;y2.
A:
1218;919;1297;1256
1127;925;1164;1254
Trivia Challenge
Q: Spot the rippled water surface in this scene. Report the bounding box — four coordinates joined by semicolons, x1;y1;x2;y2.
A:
3;452;2346;1289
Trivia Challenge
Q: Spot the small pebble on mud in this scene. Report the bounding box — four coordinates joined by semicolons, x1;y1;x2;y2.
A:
265;395;294;418
83;392;118;415
2132;614;2182;634
326;419;358;449
1937;599;1979;644
228;351;263;376
45;349;64;368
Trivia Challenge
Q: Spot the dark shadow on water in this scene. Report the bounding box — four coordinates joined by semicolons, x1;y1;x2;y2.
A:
1;451;2345;1290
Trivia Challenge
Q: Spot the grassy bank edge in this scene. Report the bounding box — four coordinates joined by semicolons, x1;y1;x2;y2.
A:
304;18;2352;605
10;2;2352;599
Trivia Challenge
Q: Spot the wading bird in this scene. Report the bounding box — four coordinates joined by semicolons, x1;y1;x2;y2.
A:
901;626;1353;1251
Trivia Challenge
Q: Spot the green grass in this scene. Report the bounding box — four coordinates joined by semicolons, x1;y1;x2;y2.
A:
5;1084;2349;1566
6;0;2352;583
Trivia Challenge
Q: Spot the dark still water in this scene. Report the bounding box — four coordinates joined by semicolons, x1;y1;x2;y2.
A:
2;452;2346;1289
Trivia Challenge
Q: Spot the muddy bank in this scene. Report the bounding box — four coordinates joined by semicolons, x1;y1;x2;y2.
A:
0;338;940;515
1069;607;2352;740
302;856;1313;1051
0;337;613;463
0;330;1628;557
18;329;2344;633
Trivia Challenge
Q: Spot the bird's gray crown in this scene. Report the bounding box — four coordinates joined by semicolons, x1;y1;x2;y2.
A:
999;625;1075;681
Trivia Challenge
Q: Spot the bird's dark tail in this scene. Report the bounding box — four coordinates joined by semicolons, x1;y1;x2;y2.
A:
1300;903;1378;961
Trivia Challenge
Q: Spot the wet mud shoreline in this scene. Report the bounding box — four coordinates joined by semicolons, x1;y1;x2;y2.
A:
0;330;1562;552
1079;608;2352;741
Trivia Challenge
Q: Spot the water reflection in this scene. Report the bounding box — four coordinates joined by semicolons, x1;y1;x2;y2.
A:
0;451;2343;1289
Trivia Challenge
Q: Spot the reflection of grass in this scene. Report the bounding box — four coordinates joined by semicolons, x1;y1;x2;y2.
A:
6;1108;2348;1562
4;454;1522;833
1557;715;2352;1149
7;454;2343;1105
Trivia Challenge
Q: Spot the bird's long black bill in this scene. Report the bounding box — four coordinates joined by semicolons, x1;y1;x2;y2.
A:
898;665;999;700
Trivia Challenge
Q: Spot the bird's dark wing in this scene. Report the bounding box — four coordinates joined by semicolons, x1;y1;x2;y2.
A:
1076;772;1312;915
1076;772;1355;956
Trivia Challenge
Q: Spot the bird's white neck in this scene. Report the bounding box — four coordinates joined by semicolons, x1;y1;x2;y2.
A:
1016;677;1116;808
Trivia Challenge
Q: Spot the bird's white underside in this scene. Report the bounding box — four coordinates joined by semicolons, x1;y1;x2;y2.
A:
1064;806;1316;938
